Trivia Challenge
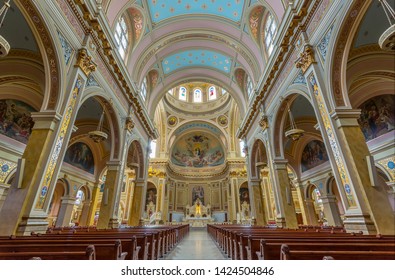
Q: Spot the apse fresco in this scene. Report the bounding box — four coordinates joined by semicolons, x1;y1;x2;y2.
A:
64;142;95;174
171;133;224;168
358;95;395;141
0;99;35;144
301;140;329;172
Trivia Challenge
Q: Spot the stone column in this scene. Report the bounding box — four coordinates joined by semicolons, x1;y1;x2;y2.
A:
55;196;76;227
250;179;265;225
295;183;308;225
129;180;145;226
304;198;319;226
271;160;298;229
78;201;91;226
228;177;238;223
321;194;343;226
97;161;124;229
296;44;394;234
86;182;101;226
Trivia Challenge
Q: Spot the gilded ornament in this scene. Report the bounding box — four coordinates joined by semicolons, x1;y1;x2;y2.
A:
295;45;316;73
75;48;96;76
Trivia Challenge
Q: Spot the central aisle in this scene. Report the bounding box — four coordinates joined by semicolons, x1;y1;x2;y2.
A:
164;227;228;260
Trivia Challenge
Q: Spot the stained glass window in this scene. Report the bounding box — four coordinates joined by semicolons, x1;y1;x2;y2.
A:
141;77;147;101
194;88;202;102
179;87;187;101
208;86;217;100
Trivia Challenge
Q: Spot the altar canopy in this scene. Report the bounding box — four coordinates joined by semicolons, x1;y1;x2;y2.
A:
184;198;214;227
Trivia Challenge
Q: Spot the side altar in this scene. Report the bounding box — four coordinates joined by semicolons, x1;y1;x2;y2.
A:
183;198;214;227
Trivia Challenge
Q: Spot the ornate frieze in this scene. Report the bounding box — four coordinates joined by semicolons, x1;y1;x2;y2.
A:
0;159;17;183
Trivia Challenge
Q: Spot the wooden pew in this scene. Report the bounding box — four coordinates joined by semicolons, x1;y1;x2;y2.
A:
0;245;95;260
280;244;395;260
0;240;126;260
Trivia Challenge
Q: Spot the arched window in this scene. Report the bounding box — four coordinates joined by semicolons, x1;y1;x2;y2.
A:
140;77;147;101
168;89;173;95
193;88;202;102
179;87;187;101
149;140;156;158
264;14;277;56
208;86;217;100
246;75;254;100
114;16;129;59
239;140;246;157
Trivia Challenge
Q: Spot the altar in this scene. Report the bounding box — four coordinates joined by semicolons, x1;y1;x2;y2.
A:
183;198;214;227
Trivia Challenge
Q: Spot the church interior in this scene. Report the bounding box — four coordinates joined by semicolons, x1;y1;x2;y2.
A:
0;0;394;260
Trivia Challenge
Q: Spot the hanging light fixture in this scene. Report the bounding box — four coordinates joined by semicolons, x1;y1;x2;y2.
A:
88;107;108;143
284;99;304;141
378;0;395;51
0;0;11;57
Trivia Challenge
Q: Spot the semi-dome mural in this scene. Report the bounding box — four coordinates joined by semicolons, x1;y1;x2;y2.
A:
171;132;225;168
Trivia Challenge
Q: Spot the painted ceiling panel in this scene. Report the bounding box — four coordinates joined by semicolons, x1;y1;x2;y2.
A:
147;0;244;23
162;49;232;74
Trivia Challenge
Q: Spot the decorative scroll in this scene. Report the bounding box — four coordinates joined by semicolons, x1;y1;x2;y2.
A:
295;45;316;73
35;77;83;209
308;74;356;207
75;49;96;76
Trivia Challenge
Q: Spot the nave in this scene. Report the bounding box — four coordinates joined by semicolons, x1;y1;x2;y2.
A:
164;228;227;260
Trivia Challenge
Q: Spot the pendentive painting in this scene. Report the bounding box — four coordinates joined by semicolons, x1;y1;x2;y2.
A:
64;142;95;174
171;132;225;168
358;94;394;141
0;99;35;144
301;140;329;172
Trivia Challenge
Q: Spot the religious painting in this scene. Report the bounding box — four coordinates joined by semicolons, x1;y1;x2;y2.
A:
171;132;225;168
358;94;394;141
192;186;204;205
239;186;250;206
301;140;329;172
64;142;95;174
0;99;35;144
145;186;157;207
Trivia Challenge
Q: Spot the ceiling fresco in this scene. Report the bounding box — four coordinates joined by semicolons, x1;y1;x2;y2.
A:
171;132;225;168
162;49;233;75
147;0;245;23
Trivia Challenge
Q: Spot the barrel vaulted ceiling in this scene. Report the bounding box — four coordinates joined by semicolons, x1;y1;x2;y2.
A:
103;0;285;116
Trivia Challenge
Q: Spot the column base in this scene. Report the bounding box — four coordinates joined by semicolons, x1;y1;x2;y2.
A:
108;218;120;229
276;217;286;228
343;212;376;235
16;215;49;236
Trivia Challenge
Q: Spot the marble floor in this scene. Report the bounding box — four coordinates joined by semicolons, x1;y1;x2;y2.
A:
164;227;228;260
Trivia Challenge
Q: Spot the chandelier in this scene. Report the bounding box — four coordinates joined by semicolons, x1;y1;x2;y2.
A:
88;108;108;143
0;0;11;57
284;99;304;141
378;0;395;51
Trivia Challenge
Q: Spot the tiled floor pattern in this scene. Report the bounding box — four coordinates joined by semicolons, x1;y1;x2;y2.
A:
164;227;228;260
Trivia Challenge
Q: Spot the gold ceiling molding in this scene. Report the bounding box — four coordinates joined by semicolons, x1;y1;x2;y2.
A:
69;0;157;139
237;0;320;139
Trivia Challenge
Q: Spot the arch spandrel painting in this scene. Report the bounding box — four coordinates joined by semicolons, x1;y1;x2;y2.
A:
301;140;329;172
358;95;394;141
64;142;95;174
171;133;225;168
0;99;35;144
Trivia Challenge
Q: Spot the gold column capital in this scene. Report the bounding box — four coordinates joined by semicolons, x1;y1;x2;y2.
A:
75;48;96;76
295;44;316;73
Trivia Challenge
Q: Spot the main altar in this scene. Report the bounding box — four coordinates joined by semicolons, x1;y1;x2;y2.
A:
183;198;214;227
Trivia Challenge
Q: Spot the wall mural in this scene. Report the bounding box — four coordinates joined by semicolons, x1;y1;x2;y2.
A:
63;142;95;174
192;185;205;205
358;94;394;141
301;140;329;172
171;132;224;168
0;99;35;144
